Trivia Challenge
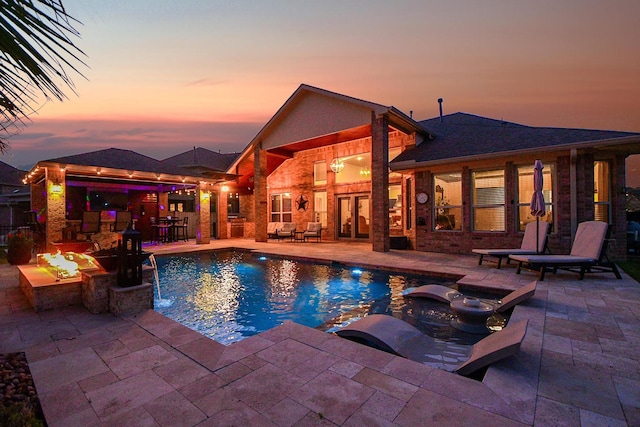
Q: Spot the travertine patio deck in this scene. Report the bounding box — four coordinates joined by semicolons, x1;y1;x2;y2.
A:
1;239;638;426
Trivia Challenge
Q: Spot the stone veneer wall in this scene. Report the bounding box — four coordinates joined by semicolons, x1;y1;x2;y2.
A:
20;266;155;314
19;271;82;312
109;283;153;316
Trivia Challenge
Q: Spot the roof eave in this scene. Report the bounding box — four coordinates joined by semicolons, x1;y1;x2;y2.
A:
390;135;640;171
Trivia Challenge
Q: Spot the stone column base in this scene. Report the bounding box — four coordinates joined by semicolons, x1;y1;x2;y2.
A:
109;282;153;316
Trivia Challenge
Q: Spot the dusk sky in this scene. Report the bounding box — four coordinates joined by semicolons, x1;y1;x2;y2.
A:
3;0;639;185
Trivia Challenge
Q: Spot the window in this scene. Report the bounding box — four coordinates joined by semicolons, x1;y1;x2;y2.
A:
389;184;402;228
314;191;327;227
334;153;371;183
433;173;462;231
594;161;610;223
517;164;555;232
270;193;292;222
314;161;327;186
227;192;240;217
472;169;505;231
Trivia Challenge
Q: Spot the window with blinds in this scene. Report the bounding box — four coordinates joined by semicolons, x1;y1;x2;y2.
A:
472;169;505;231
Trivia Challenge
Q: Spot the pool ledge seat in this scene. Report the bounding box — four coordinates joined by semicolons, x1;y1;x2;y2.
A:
335;314;528;376
402;281;538;313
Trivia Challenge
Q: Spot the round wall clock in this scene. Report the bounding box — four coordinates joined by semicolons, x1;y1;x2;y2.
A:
296;194;309;211
417;192;429;204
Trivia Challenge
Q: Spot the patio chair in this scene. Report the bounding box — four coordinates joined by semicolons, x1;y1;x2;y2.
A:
267;222;283;240
111;210;132;232
509;221;622;281
174;216;188;241
303;222;322;242
150;216;169;243
403;280;537;314
472;221;550;269
335;314;528;376
276;222;296;241
77;211;101;240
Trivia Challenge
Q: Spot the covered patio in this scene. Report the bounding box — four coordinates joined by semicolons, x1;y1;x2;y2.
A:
21;148;238;253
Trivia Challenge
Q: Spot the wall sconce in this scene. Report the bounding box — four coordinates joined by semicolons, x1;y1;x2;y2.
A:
96;168;101;175
221;185;229;192
330;158;345;173
51;182;63;194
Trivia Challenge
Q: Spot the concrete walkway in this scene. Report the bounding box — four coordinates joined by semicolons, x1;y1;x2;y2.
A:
1;239;638;426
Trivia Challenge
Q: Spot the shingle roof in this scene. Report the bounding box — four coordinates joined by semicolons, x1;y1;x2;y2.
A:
43;148;190;175
162;147;238;171
391;112;640;165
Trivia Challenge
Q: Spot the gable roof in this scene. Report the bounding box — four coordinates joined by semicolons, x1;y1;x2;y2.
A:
391;113;640;168
228;84;427;173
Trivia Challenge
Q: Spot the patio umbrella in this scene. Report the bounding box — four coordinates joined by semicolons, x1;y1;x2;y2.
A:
530;160;546;254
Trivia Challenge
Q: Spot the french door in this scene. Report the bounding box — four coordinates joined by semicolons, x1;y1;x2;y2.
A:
337;194;370;239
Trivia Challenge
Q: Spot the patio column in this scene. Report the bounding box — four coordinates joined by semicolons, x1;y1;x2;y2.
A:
254;142;268;242
371;113;390;252
217;188;228;239
45;167;66;251
196;181;211;244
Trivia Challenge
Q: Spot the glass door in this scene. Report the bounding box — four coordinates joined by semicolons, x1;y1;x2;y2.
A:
338;197;352;238
337;194;369;239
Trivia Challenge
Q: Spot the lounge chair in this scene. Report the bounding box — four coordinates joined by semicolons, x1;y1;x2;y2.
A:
509;221;622;281
267;222;283;240
303;222;322;242
403;280;537;313
275;222;296;241
472;221;550;269
335;314;528;376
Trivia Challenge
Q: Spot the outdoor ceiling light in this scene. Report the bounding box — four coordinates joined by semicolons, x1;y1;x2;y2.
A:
330;158;345;173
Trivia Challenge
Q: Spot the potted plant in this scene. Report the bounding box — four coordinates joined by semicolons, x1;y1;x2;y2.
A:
7;230;34;265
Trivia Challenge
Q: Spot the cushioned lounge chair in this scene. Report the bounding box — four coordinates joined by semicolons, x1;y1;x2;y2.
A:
403;280;537;313
472;221;550;269
267;222;283;240
275;222;296;241
335;314;528;376
303;222;322;242
509;220;622;281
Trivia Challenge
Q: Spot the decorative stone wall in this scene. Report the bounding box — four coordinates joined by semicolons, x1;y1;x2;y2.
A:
19;267;82;312
82;270;113;314
109;283;154;315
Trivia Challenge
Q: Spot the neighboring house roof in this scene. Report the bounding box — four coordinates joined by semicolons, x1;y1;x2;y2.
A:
162;147;239;171
0;160;27;186
41;148;191;176
391;112;640;169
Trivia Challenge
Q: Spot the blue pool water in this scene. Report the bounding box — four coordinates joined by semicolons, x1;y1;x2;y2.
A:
152;250;502;346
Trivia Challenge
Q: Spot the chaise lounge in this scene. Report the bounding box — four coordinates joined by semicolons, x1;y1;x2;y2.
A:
472;221;550;269
402;280;537;313
509;220;622;281
335;314;528;376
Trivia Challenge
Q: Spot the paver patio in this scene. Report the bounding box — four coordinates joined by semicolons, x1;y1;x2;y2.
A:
1;239;638;426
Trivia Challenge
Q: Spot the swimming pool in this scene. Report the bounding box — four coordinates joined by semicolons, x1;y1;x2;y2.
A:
152;250;504;346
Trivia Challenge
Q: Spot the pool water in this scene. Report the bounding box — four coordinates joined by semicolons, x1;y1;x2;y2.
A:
152;250;505;346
